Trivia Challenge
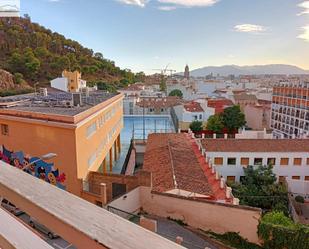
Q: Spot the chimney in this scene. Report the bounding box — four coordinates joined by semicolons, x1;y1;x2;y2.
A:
220;178;225;189
226;187;232;198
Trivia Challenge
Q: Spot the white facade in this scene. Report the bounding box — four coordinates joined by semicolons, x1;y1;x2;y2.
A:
207;151;309;182
50;77;68;92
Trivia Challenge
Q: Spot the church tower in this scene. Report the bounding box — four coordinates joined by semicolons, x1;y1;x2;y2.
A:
184;64;190;79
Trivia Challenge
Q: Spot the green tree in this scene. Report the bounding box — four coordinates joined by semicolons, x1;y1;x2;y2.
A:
14;73;24;84
221;105;246;132
230;165;288;214
159;75;166;92
189;120;203;133
169;89;183;98
207;114;224;133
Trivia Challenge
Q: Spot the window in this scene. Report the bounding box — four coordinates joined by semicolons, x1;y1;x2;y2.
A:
305;176;309;181
254;158;263;165
293;158;302;166
88;153;96;168
267;158;276;166
199;114;202;120
292;176;300;180
306;158;309;165
1;124;9;136
240;158;249;167
193;115;198;120
86;122;97;138
214;157;223;165
280;158;289;166
227;158;236;165
227;176;236;183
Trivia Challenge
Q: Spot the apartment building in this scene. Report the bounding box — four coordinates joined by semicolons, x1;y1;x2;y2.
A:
0;89;123;196
200;139;309;183
173;100;215;130
271;82;309;138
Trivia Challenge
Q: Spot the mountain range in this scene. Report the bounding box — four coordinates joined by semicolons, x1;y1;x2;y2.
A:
184;64;309;77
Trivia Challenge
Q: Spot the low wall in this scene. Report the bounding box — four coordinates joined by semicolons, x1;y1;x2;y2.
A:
108;187;141;214
140;187;261;244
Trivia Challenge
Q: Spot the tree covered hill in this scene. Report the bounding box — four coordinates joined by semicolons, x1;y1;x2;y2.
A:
0;16;143;89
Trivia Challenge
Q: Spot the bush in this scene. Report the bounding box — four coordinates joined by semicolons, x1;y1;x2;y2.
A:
295;195;305;203
14;72;24;84
169;89;183;98
258;211;309;249
205;231;262;249
189;120;203;132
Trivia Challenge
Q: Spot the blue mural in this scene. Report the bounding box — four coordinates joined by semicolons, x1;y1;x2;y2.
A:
0;145;66;190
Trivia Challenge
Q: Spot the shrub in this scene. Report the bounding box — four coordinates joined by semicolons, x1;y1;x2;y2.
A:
295;195;305;203
205;231;262;249
189;120;203;132
258;211;309;249
169;89;183;98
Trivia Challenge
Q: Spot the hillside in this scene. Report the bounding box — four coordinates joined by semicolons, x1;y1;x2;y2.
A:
0;16;143;90
185;64;309;77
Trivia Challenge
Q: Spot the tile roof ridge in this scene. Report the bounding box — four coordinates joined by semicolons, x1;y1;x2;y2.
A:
167;136;178;190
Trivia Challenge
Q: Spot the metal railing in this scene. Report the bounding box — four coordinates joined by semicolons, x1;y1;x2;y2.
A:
107;206;140;224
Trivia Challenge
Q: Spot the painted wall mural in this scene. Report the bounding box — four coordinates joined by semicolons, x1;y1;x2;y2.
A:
0;145;66;190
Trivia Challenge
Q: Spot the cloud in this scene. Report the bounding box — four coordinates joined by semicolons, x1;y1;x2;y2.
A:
157;5;177;11
158;0;218;7
233;24;267;34
297;1;309;16
117;0;147;7
298;25;309;42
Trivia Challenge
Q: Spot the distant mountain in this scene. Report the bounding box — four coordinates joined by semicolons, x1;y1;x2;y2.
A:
184;64;309;77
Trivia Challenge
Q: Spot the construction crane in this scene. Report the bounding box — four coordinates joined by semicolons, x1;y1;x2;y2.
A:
152;64;176;76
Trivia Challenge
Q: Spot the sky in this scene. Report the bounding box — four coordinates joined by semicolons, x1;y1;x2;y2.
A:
20;0;309;74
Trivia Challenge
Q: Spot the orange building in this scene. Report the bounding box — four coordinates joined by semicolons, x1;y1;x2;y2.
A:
0;89;123;196
271;82;309;138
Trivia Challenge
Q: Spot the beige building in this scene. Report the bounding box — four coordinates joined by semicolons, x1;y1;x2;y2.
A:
244;102;271;130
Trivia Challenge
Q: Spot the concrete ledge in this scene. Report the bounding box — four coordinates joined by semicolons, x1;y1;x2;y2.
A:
0;162;184;249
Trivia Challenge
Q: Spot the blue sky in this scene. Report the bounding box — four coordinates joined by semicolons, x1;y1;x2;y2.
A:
21;0;309;74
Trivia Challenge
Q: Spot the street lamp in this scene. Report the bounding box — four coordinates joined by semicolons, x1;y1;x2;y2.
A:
21;153;57;171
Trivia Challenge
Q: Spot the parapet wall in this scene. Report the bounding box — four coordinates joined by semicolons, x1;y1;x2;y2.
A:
140;187;261;244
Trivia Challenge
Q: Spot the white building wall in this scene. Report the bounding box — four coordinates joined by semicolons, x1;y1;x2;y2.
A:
50;77;68;92
207;151;309;182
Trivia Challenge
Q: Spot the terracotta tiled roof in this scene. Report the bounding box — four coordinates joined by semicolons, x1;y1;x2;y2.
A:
233;93;257;102
143;133;214;196
207;98;233;114
184;102;204;112
201;139;309;152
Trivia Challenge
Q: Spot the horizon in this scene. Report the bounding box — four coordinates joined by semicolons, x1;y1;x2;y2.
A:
21;0;309;74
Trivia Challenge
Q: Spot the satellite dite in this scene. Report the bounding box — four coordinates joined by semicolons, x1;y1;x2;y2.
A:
0;0;20;17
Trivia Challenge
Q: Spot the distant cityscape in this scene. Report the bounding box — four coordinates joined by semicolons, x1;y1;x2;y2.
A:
0;1;309;248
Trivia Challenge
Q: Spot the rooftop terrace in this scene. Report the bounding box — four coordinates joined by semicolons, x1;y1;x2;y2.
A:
0;88;119;116
0;88;122;124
